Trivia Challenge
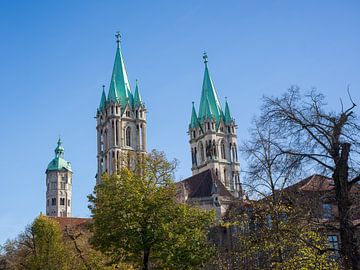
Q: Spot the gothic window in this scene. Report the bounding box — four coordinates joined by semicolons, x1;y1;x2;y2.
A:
140;110;143;118
126;110;130;117
215;168;218;176
228;126;231;133
136;110;138;118
115;121;119;145
193;131;196;138
212;123;214;129
213;140;217;157
52;198;56;206
221;141;226;159
111;106;114;114
234;143;238;161
207;122;210;130
194;147;197;165
199;142;205;163
60;198;65;206
116;106;118;114
126;127;131;147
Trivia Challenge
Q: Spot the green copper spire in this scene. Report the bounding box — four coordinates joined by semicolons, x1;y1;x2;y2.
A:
224;98;232;124
107;32;133;110
47;138;72;172
133;79;142;108
99;85;106;112
190;102;199;128
198;53;223;124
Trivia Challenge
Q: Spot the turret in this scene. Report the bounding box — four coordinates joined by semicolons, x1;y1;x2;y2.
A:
46;138;73;217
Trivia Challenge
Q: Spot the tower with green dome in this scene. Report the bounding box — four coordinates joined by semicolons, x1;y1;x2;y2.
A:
96;33;147;184
45;138;73;217
188;53;241;197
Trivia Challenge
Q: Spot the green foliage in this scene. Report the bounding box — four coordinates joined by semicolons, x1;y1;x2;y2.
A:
88;150;215;269
24;215;70;270
217;202;340;270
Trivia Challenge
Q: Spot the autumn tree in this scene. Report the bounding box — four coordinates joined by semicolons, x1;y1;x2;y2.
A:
257;87;360;269
88;150;215;270
213;117;338;269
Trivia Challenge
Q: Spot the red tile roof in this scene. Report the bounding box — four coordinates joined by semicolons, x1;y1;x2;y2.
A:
49;217;90;230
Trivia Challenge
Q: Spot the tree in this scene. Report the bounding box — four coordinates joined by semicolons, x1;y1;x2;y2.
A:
88;150;215;270
213;118;338;269
258;87;360;269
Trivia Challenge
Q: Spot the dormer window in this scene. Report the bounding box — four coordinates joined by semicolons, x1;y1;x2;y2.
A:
193;131;196;138
126;110;130;117
207;122;210;130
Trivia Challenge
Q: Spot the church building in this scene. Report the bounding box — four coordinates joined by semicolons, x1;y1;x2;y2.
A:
95;33;147;184
177;53;242;217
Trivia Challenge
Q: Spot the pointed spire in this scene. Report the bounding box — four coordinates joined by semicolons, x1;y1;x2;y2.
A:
133;79;142;108
99;85;106;112
224;97;232;124
198;53;223;124
190;102;199;129
203;96;213;120
107;32;133;110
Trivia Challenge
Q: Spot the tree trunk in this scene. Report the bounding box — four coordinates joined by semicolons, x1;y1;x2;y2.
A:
333;143;360;270
142;248;150;270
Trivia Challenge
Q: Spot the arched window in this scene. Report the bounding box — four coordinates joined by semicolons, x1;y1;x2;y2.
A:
233;143;238;161
221;140;226;159
126;127;131;147
199;142;205;163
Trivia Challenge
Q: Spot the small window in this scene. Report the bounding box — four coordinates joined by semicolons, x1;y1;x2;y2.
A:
328;235;340;258
52;198;56;206
60;198;65;206
68;199;71;206
193;131;196;138
126;110;130;117
207;122;210;130
322;203;333;219
60;182;66;189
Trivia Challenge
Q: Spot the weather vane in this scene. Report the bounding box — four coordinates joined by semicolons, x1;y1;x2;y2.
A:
203;51;208;64
115;32;121;45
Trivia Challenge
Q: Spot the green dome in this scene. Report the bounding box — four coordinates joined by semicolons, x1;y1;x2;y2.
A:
46;138;72;172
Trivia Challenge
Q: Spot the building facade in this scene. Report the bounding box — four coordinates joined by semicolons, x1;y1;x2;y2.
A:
46;139;72;217
188;53;241;198
96;33;146;184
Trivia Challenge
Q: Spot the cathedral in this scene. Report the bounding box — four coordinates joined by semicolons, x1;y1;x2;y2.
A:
45;33;242;217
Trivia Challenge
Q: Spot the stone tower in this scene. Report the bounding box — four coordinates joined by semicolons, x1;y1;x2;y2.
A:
188;53;241;197
96;33;146;184
46;138;73;217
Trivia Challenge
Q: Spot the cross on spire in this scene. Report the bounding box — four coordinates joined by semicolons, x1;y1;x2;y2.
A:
203;52;208;64
115;32;121;46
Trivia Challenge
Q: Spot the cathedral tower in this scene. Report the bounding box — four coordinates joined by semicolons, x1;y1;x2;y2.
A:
96;33;146;184
189;53;241;197
46;138;73;217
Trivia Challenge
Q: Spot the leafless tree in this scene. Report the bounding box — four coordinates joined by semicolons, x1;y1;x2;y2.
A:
258;86;360;269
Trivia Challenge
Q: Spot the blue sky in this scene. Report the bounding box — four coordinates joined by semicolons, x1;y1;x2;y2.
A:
0;1;359;243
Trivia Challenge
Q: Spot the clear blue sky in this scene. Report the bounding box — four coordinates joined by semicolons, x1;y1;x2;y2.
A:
0;1;359;243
